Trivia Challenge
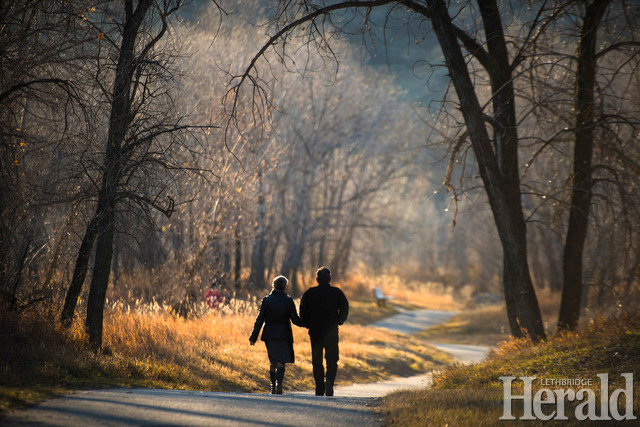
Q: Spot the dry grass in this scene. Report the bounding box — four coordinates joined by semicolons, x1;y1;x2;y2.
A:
417;288;570;346
99;291;450;387
339;273;461;312
381;310;640;425
417;304;510;345
0;274;455;413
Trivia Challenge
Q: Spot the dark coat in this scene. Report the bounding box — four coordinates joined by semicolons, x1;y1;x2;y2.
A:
249;289;305;343
300;282;349;338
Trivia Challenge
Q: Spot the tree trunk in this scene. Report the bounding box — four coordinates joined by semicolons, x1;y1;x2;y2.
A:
85;187;116;349
85;0;152;350
558;0;608;331
330;221;354;277
427;0;545;341
480;0;546;339
540;229;563;291
234;224;242;286
60;213;99;325
280;210;308;297
249;171;266;289
281;241;304;296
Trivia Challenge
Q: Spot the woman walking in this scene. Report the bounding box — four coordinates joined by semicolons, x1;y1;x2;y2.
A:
249;275;306;394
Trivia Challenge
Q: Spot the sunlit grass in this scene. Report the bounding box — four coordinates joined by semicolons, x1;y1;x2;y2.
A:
417;304;510;345
380;311;640;425
105;297;452;388
417;288;569;346
339;273;462;312
0;273;455;413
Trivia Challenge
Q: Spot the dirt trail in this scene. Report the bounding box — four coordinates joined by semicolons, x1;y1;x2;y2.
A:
2;310;491;427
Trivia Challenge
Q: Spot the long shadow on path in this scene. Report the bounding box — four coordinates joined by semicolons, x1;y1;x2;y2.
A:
1;388;379;427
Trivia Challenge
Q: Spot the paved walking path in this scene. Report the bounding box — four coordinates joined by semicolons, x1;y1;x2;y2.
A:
2;309;491;427
1;389;377;427
371;308;489;364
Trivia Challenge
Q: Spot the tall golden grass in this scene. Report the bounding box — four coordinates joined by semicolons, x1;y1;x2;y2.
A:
100;296;450;390
1;274;454;412
339;273;461;311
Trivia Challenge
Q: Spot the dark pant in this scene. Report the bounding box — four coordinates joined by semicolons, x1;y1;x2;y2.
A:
310;331;339;395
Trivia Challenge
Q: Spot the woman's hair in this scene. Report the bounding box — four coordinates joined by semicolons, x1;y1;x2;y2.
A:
273;275;288;290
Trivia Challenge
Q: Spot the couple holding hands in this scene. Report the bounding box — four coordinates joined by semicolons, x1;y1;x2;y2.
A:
249;266;349;396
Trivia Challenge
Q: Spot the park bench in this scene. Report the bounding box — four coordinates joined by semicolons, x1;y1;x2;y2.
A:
374;286;393;307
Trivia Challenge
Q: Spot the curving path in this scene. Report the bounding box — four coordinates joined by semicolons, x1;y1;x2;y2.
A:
2;310;491;427
321;309;490;398
372;308;490;364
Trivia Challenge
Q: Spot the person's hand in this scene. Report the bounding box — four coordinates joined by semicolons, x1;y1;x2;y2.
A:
249;340;256;346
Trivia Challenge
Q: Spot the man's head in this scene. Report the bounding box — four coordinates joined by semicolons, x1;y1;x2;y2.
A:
316;267;331;284
273;275;288;290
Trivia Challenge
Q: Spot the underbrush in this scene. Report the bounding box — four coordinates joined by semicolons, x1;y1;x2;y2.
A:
381;311;640;425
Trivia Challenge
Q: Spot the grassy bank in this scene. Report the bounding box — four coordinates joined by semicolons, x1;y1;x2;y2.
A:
381;311;640;425
418;289;564;346
0;275;456;413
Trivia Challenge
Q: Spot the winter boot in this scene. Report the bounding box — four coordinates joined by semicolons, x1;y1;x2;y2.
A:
275;367;286;394
270;370;276;394
325;378;334;397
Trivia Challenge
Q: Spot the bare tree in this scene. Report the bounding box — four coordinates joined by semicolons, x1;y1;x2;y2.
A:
52;0;216;348
520;0;640;328
166;5;423;298
0;0;97;310
227;0;550;340
224;0;640;339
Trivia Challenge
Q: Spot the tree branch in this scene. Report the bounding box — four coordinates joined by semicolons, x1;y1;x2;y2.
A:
225;0;396;124
595;41;640;59
0;78;73;104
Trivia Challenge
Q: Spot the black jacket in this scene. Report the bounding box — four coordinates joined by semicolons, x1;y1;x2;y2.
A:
249;289;305;343
300;283;349;337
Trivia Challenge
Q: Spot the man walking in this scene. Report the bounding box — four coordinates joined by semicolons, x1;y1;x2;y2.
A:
300;266;349;396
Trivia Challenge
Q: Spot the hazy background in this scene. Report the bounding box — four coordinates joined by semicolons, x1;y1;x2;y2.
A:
2;0;638;322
